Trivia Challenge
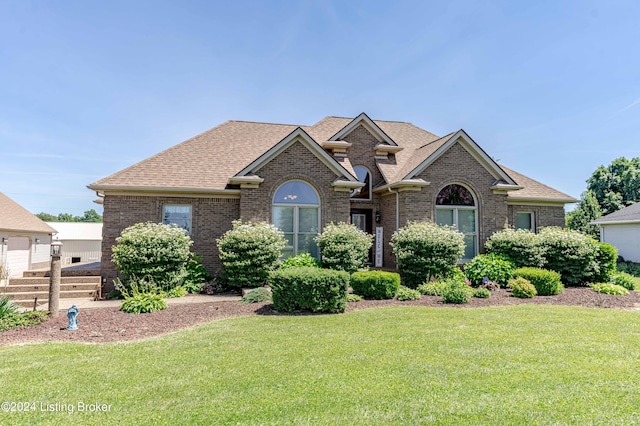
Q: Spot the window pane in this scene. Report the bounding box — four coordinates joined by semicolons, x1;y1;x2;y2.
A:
281;247;294;259
273;207;294;232
298;208;319;233
273;181;319;205
436;184;475;206
283;233;294;247
163;205;191;234
458;210;476;233
297;235;319;258
436;209;454;227
516;213;532;231
463;234;477;259
351;166;371;199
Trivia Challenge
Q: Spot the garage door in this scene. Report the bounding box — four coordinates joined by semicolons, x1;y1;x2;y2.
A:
6;237;31;278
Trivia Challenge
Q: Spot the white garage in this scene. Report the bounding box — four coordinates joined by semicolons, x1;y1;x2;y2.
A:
592;202;640;263
6;237;31;278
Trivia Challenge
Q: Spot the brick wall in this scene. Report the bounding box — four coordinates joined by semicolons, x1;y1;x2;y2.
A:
507;204;566;231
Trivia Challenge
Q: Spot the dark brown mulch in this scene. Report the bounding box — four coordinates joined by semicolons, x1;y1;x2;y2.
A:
1;288;639;347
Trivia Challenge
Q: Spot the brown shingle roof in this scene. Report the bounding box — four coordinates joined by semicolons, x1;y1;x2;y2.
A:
89;115;575;204
0;192;57;234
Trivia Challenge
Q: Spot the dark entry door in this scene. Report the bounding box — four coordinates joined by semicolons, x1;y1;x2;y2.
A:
350;209;373;263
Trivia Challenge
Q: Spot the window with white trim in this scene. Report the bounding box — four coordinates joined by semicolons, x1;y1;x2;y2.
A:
516;212;535;232
435;184;478;260
272;181;320;258
350;166;371;200
163;205;192;235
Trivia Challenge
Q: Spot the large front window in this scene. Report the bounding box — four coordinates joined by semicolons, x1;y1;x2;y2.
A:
435;184;477;260
273;181;320;258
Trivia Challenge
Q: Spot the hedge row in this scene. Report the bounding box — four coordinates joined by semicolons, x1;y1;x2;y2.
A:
269;267;349;313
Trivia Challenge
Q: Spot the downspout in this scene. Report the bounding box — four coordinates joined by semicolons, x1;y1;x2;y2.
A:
388;187;400;231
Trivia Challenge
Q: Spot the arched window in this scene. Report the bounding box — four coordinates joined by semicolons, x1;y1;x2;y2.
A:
273;181;320;259
350;166;371;200
435;184;478;259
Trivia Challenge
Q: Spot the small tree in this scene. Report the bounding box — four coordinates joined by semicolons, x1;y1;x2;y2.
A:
315;222;373;273
391;221;465;288
217;220;285;288
112;222;192;290
566;190;601;239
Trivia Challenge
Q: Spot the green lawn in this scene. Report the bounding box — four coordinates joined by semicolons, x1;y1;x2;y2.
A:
1;305;640;425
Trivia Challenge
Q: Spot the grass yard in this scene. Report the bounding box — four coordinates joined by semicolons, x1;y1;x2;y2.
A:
1;305;640;425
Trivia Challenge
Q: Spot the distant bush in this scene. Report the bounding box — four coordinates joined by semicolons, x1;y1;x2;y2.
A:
513;267;563;296
592;243;618;283
241;287;272;304
350;271;400;300
269;267;349;313
485;229;545;268
590;283;628;296
280;253;321;269
617;260;640;277
217;220;286;288
610;271;637;291
391;221;465;288
315;222;373;273
473;288;491;299
396;286;422;301
112;222;192;290
464;254;515;287
508;277;537;299
539;227;598;286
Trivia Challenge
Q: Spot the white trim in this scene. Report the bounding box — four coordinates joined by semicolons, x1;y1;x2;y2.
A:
515;211;536;232
329;112;397;146
87;186;241;197
97;190;241;199
593;219;640;225
373;179;430;194
507;197;575;205
236;127;358;181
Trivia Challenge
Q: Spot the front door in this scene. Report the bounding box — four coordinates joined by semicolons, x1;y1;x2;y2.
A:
350;209;373;263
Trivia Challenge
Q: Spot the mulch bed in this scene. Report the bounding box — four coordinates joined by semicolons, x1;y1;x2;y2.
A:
2;287;639;347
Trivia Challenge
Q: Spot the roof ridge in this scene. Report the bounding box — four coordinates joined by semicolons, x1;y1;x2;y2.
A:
227;119;304;127
415;131;456;150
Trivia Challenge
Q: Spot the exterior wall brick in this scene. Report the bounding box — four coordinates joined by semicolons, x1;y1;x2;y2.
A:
508;204;566;231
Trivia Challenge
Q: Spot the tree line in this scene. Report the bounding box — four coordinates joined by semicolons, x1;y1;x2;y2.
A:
35;209;102;223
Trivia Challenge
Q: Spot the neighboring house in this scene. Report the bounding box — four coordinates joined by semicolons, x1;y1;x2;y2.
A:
45;222;103;265
592;202;640;262
0;192;57;278
89;113;576;287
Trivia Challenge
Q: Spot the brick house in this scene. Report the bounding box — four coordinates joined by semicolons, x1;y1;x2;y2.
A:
88;113;576;288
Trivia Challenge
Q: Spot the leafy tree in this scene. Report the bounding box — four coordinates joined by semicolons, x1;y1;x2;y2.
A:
35;212;58;221
80;209;102;222
587;157;640;214
35;209;102;222
565;190;602;239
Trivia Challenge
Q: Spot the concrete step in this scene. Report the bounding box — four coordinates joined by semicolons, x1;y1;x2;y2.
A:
9;276;101;285
22;269;101;278
2;283;100;293
4;289;98;302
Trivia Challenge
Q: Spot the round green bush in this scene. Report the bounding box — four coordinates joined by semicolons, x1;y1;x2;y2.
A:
391;221;465;288
590;283;629;296
217;220;286;288
508;277;537;299
464;254;515;287
315;222;373;273
241;287;272;304
513;267;564;296
396;286;422;301
112;222;192;290
485;228;545;268
473;288;491;298
350;271;400;299
610;272;636;290
280;253;321;269
442;281;474;304
538;227;598;286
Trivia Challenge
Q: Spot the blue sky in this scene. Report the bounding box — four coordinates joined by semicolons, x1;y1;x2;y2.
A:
1;0;639;216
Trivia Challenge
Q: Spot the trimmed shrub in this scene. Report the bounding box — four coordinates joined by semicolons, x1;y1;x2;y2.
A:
485;229;545;268
464;254;515;287
112;222;192;290
280;253;321;269
396;286;422;301
508;277;537;299
269;267;349;313
241;287;272;304
590;283;629;296
513;267;563;296
391;221;465;288
610;271;637;291
592;243;618;283
442;280;474;304
315;222;373;273
217;220;286;288
538;227;597;286
473;288;491;298
350;271;400;300
347;294;363;302
417;281;449;296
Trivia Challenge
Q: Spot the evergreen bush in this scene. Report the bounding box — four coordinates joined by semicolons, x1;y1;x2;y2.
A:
508;277;537;299
350;271;400;299
315;222;373;273
538;227;598;285
513;267;563;296
269;267;349;313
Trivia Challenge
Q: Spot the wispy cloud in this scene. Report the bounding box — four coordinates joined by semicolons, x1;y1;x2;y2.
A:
616;97;640;114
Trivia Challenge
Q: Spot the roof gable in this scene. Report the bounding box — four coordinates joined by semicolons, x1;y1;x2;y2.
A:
328;112;397;146
0;192;57;234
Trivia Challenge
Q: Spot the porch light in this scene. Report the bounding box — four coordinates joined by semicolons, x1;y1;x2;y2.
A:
51;239;63;257
375;211;381;223
1;237;6;245
35;238;40;245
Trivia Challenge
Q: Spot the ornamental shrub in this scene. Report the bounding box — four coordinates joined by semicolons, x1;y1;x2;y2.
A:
120;293;167;313
484;228;545;268
396;286;422;301
315;222;373;273
350;271;400;300
590;283;629;296
280;252;321;269
513;267;563;296
217;220;286;288
538;227;598;285
464;254;515;287
269;267;349;313
442;279;474;304
508;277;537;298
112;222;192;290
473;288;491;299
417;281;450;296
391;221;465;288
241;287;272;304
610;271;637;290
591;243;618;283
183;254;213;294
